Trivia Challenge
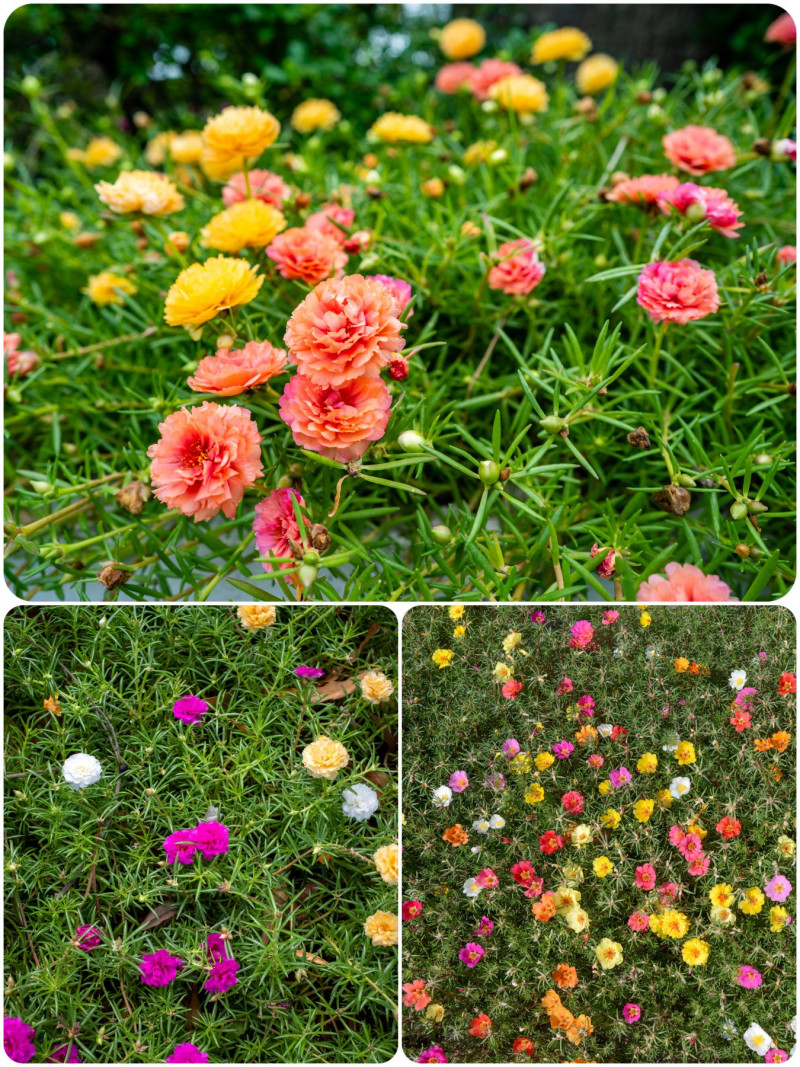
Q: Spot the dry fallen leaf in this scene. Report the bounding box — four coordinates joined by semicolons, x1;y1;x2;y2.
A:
137;902;179;930
295;949;328;965
312;670;369;703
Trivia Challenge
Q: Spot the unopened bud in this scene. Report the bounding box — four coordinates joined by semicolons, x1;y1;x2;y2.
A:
21;75;41;98
735;543;750;558
747;499;768;514
30;481;53;496
298;564;318;590
730;500;748;521
389;358;409;381
674;473;696;488
398;430;427;453
431;524;452;545
685;200;706;223
478;460;500;486
540;415;567;435
303;549;320;566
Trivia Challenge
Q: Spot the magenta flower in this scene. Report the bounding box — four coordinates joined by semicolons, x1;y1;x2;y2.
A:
418;1046;447;1064
530;611;546;624
206;932;227;962
140;949;183;987
765;873;793;902
602;610;620;625
402;900;423;921
737;965;763;989
622;1003;642;1024
458;942;485;968
72;924;102;951
163;829;198;865
474;916;494;937
553;740;574;759
569;620;594;648
192;820;230;859
577;694;595;717
172;695;209;724
449;770;469;792
48;1047;82;1064
766;1050;789;1063
502;738;521;757
4;1019;36;1063
295;665;326;679
205;957;240;994
608;765;632;788
166;1044;210;1064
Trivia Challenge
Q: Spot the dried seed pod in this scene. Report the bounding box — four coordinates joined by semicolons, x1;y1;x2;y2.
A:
97;565;131;591
116;480;150;515
309;523;331;553
627;426;651;450
652;484;691;516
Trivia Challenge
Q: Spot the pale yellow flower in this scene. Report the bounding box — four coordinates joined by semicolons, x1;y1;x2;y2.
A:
360;671;394;704
301;735;349;779
237;604;276;630
710;905;736;925
570;824;592;848
425;1003;445;1022
564;905;589;932
595;937;622;969
374;842;398;885
83;271;137;306
364;910;398;946
80;136;123;168
95;170;184;216
502;631;522;654
146;131;177;166
493;662;513;682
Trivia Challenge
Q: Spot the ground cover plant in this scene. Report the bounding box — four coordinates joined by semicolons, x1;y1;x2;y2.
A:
402;603;796;1062
3;8;796;602
3;604;398;1063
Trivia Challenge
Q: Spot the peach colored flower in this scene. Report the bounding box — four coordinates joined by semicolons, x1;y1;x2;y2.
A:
765;12;796;45
366;274;413;317
778;245;797;266
637;562;736;602
253;486;310;572
147;401;263;521
222;169;291;209
469;58;522;101
95;170;184;215
284;274;405;386
279;374;392;463
4;332;39;377
305;203;356;247
267;227;348;285
636;259;719;324
607;174;679;207
662;125;736;175
435;62;475;94
488;239;546;295
659;183;743;238
187;340;288;396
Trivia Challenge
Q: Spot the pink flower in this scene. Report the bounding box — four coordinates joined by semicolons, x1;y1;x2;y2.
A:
418;1046;447;1063
677;833;704;861
48;1045;82;1063
589;543;616;577
778;245;797;267
531;610;546;625
627;911;650;932
140;949;183;986
577;694;595;716
765;874;793;902
607;173;679;206
609;765;632;788
267;227;348;285
587;753;604;769
475;868;499;889
487;239;546;295
524;876;545;899
192;820;229;859
222;169;291;209
687;855;710;876
4;332;39;377
668;825;687;847
553;740;574;759
366;274;414;318
253;487;310;574
557;676;574;695
344;229;373;254
561;790;585;815
295;665;325;679
72;924;102;950
766;1051;789;1064
773;138;797;163
148;402;263;522
622;1003;642;1024
305;203;356;247
662;125;737;175
469;58;523;101
602;610;620;625
659;183;743;238
458;941;485;967
474;916;494;937
765;12;796;45
658;881;680;905
569;621;594;649
435;61;475;93
279;373;392;463
637;562;736;602
166;1044;210;1064
485;771;506;791
449;770;470;792
284;274;405;386
637;259;719;325
204;957;240;994
502;738;521;757
4;1019;36;1063
163;829;198;865
737;964;763;989
188;340;288;396
403;979;431;1011
635;864;656;890
402;900;424;921
172;695;209;724
501;679;523;699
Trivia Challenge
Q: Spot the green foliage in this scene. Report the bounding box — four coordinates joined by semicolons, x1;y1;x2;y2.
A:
402;604;796;1063
4;604;398;1062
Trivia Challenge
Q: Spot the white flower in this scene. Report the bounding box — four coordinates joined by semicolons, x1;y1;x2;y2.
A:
462;877;483;898
669;776;691;799
62;753;103;790
597;723;613;738
721;1020;737;1041
645;646;657;660
662;732;680;753
743;1024;773;1056
470;845;483;854
472;819;490;834
729;668;747;691
791;1017;797;1035
432;786;453;808
489;815;505;829
342;783;379;822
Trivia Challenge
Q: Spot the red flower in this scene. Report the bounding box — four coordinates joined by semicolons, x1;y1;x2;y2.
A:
779;671;797;695
510;860;536;885
716;815;741;840
611;725;628;741
512;1037;534;1057
539;830;564;855
502;679;523;700
469;1014;492;1038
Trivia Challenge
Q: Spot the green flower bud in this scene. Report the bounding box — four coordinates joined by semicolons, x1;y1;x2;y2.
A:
398;430;427;453
540;415;567;435
298;564;318;590
431;524;452;545
674;474;696;488
478;460;500;485
21;75;41;98
730;500;748;521
747;499;768;514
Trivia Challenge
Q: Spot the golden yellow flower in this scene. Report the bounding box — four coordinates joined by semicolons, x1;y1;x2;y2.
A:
78;136;122;168
681;938;709;966
577;54;619;96
675;741;696;765
524;782;545;805
201;105;281;179
739;886;765;915
373;842;398;885
449;604;465;620
95;170;184;216
360;670;394;703
510;751;531;774
633;799;654;823
531;27;592;64
594;937;622;969
363;910;398;947
370;112;433;144
709;883;734;908
489;75;549;114
593;856;613;878
453;625;466;638
535;751;554;771
201;200;286;253
236;604;276;630
83;271;137;306
674;657;690;672
639;609;652;627
301;735;349;780
164;255;263;327
600;808;621;830
598;779;611;796
636;752;658;774
464;140;497;166
59;211;80;230
770;905;789;932
425;1003;445;1022
686;821;706;839
291;98;341;134
170;131;204;165
657;788;673;807
657;910;690;939
439;17;486;59
432;648;454;669
564;905;589;932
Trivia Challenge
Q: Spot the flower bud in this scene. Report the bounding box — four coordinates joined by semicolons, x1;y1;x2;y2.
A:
747;499;768;514
398;430;427;453
674;474;696;488
431;524;452;545
478;460;500;486
730;500;748;521
298;564;318;590
735;543;750;558
303;549;320;566
540;415;567;435
30;480;53;496
21;75;41;98
685;200;706;223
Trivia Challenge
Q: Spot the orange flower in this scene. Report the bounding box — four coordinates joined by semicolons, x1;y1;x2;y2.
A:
267;226;348;285
565;1015;594;1046
771;731;791;752
689;662;701;674
552;963;578;989
551;1007;576;1032
442;824;469;846
662;125;736;175
469;1014;491;1038
754;738;773;752
541;990;564;1015
187;340;288;396
43;694;62;716
531;892;557;921
575;724;597;746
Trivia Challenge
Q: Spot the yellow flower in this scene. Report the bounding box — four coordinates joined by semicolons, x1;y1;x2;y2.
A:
201;200;286;253
363;910;398;947
201;105;281;179
83;271;137;306
360;671;394;704
655;910;690;939
710;905;736;925
600;808;621;829
675;741;696;766
164;256;263;327
502;631;522;654
686;821;707;839
531;27;592;64
489;74;549;114
421;177;445;198
301;735;349;779
59;211;80;230
657;788;673;807
592;856;613;878
432;648;454;669
535;751;554;771
463;140;497;165
681;938;709;966
453;625;466;638
439;17;485;59
493;661;513;682
169;131;205;165
146;130;176;166
425;1003;445;1022
594;937;622;969
95;170;184;216
576;54;619;95
777;834;795;857
291;98;341;134
770;905;790;932
564;906;589;933
739;887;765;915
553;886;581;913
449;605;465;620
598;780;611;796
236;604;276;630
78;136;122;168
560;862;584;886
510;751;532;774
639;609;652;627
373;843;398;885
524;783;545;805
674;657;690;672
633;798;655;823
165;230;190;256
461;220;482;238
636;752;658;774
370;112;433;144
710;884;734;908
570;824;592;848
